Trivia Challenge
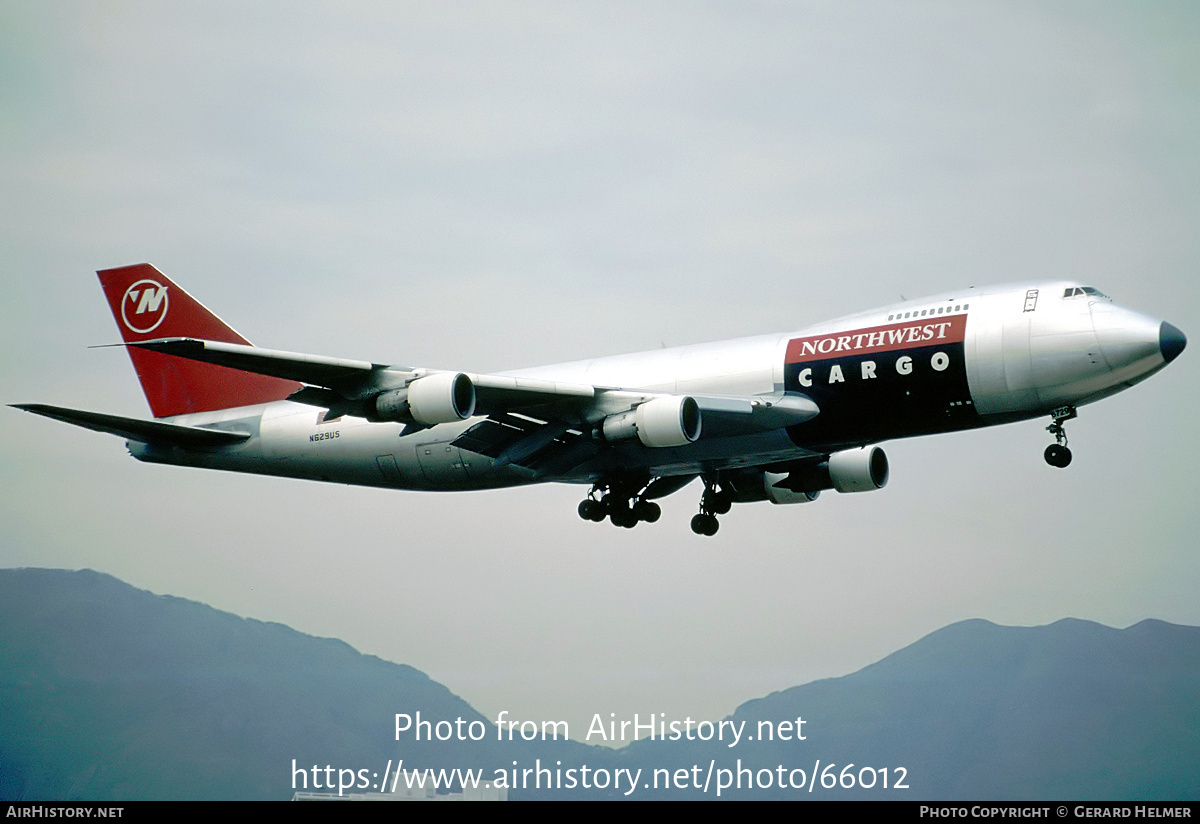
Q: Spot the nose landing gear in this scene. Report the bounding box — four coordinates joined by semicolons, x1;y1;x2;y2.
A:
1044;406;1076;468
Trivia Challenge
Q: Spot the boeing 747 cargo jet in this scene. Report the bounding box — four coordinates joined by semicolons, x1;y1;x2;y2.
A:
14;264;1186;535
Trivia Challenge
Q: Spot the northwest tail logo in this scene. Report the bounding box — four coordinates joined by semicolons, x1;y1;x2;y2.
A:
121;279;169;334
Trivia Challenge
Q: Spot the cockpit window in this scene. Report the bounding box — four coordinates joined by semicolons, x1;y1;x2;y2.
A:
1064;286;1110;299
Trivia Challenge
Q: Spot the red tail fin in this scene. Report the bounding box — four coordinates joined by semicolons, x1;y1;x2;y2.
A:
98;264;301;418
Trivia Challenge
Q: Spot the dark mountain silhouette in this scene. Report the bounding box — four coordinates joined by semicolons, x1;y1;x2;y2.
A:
622;617;1200;798
2;568;1197;800
0;568;617;800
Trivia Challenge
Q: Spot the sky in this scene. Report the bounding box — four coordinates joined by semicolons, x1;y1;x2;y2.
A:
3;1;1199;746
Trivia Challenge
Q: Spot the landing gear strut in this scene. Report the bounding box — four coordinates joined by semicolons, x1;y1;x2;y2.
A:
690;478;730;536
578;479;661;529
1044;406;1076;468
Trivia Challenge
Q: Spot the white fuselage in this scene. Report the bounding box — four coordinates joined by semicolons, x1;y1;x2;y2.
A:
134;281;1177;492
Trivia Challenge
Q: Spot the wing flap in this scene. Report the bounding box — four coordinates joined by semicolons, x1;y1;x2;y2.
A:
452;413;598;476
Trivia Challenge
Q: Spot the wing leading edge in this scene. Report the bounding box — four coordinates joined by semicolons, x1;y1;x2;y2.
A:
129;338;599;414
123;337;820;474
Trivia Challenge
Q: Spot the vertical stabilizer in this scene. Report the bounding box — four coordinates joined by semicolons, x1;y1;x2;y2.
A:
98;264;301;418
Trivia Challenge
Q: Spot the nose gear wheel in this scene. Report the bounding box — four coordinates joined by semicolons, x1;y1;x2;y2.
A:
1044;406;1076;468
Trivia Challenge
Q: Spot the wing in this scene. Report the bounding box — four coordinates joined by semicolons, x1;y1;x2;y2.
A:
130;337;597;414
128;337;820;471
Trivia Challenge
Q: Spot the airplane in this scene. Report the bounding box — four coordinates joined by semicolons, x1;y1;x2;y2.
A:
13;264;1186;536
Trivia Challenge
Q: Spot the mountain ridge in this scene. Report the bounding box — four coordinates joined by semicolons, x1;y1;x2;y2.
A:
2;567;1196;800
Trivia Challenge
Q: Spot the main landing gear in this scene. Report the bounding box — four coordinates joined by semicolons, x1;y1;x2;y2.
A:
690;478;731;537
577;474;733;535
577;479;661;529
577;474;731;535
1044;406;1076;468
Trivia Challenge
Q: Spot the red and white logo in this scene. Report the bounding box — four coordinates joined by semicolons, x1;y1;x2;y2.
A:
121;279;169;334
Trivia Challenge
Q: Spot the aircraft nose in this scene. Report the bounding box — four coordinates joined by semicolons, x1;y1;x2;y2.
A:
1160;321;1186;363
1089;303;1170;378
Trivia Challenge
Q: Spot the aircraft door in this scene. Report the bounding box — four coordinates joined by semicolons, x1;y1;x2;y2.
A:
376;454;404;486
1000;311;1037;410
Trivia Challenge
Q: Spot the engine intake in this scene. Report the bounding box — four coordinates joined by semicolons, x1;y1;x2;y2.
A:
828;446;889;492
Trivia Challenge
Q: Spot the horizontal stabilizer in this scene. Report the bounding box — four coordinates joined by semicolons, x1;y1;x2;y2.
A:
10;404;250;448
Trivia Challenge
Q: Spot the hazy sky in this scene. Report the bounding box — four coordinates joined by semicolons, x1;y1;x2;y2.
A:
3;1;1198;743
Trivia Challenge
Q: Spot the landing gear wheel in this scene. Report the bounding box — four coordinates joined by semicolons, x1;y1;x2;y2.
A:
578;499;606;521
1044;444;1072;468
690;513;719;536
610;505;638;529
704;491;732;515
1044;406;1077;469
633;500;661;523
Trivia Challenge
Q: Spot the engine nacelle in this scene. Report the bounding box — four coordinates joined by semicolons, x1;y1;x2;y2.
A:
601;396;702;448
374;372;476;425
748;446;889;497
827;446;889;492
762;472;820;505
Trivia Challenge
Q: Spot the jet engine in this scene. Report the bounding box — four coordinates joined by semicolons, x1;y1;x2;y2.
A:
374;372;476;425
717;468;820;505
761;472;821;505
777;446;889;493
601;396;702;448
826;446;889;492
719;446;889;503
